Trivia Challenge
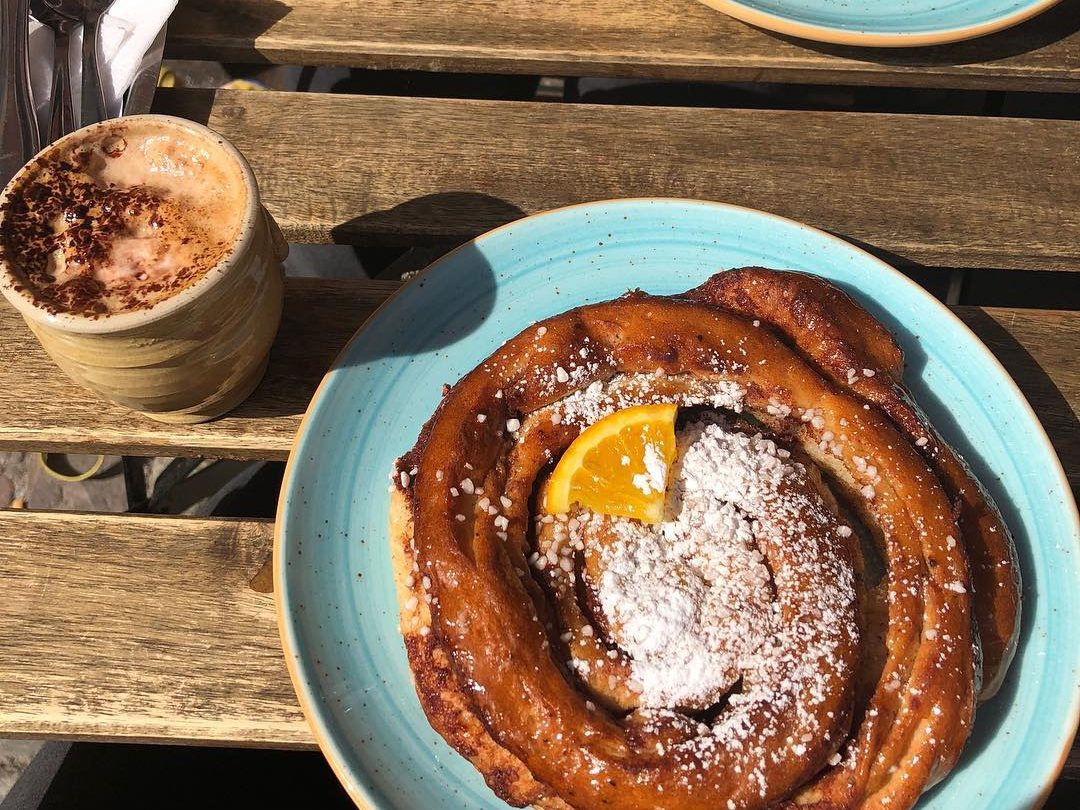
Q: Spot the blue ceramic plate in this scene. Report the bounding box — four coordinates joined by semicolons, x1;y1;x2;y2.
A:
697;0;1063;46
276;199;1079;809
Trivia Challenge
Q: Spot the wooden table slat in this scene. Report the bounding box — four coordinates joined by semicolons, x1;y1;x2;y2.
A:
165;0;1080;92
0;511;308;747
152;89;1080;271
0;278;1076;488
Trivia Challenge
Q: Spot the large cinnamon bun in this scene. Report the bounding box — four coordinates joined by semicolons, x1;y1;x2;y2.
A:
389;268;1020;810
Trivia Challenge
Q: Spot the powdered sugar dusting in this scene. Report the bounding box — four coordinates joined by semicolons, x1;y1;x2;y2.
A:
632;443;669;496
553;373;745;430
571;417;857;795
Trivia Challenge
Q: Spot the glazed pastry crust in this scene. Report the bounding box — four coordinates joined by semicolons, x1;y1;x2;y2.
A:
688;268;1020;700
388;269;1017;810
390;489;573;809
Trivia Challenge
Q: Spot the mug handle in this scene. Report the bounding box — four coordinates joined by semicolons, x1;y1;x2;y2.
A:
261;205;289;264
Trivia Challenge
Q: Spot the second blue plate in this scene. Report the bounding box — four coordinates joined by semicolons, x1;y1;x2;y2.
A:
697;0;1063;46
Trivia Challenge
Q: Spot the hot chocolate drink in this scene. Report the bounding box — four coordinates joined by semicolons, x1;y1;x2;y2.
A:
0;118;246;316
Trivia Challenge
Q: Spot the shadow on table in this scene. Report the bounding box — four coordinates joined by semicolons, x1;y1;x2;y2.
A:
321;191;525;363
327;193;520;366
760;0;1080;67
832;279;1080;791
329;191;527;249
225;192;523;421
167;0;292;63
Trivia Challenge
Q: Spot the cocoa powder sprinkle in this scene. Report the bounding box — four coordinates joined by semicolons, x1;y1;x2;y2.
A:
0;125;242;317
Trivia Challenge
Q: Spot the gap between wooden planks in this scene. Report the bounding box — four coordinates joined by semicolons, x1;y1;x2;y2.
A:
151;89;1080;271
164;0;1080;92
0;278;1076;487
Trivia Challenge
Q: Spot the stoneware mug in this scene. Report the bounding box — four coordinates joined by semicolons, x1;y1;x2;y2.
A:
0;114;287;424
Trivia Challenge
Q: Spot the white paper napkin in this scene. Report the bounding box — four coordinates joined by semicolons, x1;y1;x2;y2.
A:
29;0;177;133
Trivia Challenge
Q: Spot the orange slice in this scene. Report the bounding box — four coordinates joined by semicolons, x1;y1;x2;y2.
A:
545;403;677;524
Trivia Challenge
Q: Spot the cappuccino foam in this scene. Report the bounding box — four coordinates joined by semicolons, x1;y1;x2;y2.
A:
1;119;246;316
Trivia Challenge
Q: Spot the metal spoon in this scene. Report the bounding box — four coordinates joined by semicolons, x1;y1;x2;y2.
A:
0;0;41;185
72;0;114;128
29;0;79;142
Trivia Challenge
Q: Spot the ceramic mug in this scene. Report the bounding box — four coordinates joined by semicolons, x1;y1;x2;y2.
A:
0;115;287;424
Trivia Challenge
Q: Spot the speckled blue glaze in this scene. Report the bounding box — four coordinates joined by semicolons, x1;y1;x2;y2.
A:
276;199;1080;810
708;0;1059;41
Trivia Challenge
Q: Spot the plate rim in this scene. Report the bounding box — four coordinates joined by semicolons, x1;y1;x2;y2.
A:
273;197;1080;809
696;0;1064;46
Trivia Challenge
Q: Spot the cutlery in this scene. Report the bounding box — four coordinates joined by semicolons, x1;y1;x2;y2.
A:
29;0;79;142
0;0;42;185
73;0;113;127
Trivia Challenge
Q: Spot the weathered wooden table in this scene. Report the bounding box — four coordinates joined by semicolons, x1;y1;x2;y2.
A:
1;0;1077;804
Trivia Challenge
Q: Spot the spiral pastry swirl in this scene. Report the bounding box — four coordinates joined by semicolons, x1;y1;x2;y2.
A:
389;268;1019;810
